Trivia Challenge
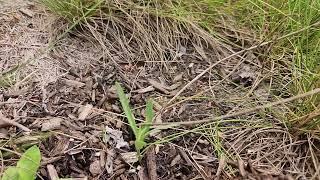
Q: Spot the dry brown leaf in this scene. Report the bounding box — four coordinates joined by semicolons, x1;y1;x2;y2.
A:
104;126;129;149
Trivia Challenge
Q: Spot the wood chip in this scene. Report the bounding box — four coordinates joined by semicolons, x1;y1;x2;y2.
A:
178;148;192;166
138;166;149;180
64;79;85;88
41;117;63;131
148;79;170;94
173;73;183;82
19;8;33;17
47;164;59;180
135;86;155;94
0;132;8;139
89;160;102;176
100;151;106;168
170;154;181;166
78;104;93;120
0;118;10;128
121;152;138;164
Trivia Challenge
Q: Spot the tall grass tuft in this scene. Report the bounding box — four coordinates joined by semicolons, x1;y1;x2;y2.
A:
229;0;320;132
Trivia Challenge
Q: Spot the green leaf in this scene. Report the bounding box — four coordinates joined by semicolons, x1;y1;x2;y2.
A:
1;166;19;180
17;145;41;180
140;99;154;135
115;82;138;135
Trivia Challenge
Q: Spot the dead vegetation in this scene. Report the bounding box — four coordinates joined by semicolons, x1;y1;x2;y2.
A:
0;0;319;179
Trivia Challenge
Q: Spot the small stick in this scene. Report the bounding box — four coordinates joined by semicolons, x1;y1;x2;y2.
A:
0;111;31;132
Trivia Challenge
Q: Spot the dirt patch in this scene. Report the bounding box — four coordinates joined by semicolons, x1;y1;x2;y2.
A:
0;0;319;179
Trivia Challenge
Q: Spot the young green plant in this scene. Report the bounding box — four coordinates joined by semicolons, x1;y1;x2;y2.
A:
115;82;154;155
1;145;41;180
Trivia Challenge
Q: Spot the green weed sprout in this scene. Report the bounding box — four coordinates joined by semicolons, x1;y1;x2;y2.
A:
1;145;41;180
115;82;154;155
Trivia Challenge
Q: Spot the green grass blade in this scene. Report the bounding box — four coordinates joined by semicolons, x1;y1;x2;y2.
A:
17;145;41;180
115;82;138;135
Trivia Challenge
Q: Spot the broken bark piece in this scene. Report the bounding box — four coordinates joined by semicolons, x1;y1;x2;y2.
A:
100;150;106;169
146;145;157;180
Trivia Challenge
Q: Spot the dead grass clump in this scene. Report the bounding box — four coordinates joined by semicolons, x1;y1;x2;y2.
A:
222;126;320;178
41;0;234;69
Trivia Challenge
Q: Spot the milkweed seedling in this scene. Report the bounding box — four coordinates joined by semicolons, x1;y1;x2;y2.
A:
116;82;154;156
